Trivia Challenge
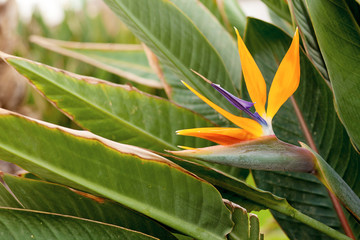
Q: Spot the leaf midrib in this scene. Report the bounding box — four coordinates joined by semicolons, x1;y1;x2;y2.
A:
82;53;155;73
0;137;225;240
13;61;178;151
107;0;236;112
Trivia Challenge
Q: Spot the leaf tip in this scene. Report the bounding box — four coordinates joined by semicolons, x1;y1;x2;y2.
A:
190;70;212;84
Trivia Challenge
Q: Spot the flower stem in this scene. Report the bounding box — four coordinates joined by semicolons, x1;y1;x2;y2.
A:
326;189;355;239
271;203;351;240
291;96;354;238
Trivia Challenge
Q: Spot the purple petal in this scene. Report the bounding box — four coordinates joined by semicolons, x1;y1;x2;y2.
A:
211;84;253;110
211;83;267;126
252;112;268;126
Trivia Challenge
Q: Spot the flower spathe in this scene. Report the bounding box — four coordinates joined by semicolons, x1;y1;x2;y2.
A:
176;28;300;147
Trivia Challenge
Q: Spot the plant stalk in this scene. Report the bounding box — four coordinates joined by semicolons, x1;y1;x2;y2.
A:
290;96;355;238
326;189;355;239
195;171;352;240
215;176;352;240
271;204;351;240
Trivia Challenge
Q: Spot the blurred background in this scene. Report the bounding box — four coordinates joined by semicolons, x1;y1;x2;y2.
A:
0;0;286;239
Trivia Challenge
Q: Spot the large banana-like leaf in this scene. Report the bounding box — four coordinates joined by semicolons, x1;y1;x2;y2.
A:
0;109;233;240
198;0;227;28
2;53;213;152
170;0;240;86
0;183;22;208
261;0;292;23
3;52;252;181
166;155;352;240
103;0;241;124
199;0;247;36
166;154;275;212
244;19;360;239
300;145;360;221
268;8;293;36
162;0;242;124
30;36;163;88
0;208;156;239
223;0;247;36
288;0;329;80
306;0;360;150
1;175;177;240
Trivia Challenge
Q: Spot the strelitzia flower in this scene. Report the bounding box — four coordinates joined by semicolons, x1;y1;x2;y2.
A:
177;28;300;146
170;29;315;172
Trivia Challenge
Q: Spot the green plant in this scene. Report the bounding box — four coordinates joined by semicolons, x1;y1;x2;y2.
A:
0;0;358;239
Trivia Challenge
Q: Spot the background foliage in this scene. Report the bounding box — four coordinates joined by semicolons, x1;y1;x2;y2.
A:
0;0;358;239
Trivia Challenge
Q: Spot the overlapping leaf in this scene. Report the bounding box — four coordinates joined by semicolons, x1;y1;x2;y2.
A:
301;145;360;222
166;154;351;240
0;183;22;208
30;36;163;88
2;53;213;152
223;0;247;36
1;175;177;240
288;0;329;80
226;204;262;240
244;18;360;239
103;0;241;124
199;0;247;36
198;0;227;28
306;0;360;150
166;154;276;212
261;0;292;23
0;109;233;240
0;208;155;239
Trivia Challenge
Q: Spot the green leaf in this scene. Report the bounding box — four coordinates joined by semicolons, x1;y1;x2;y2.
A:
0;109;233;240
0;183;22;208
198;0;227;28
30;36;163;88
0;208;156;239
288;0;329;80
169;0;241;88
223;0;247;36
2;175;177;240
199;0;247;37
4;53;250;185
3;53;213;152
228;206;249;240
166;154;273;212
306;0;360;150
103;0;241;124
268;8;293;36
244;18;360;239
167;0;242;123
170;136;315;172
301;144;360;221
226;204;262;240
261;0;292;23
166;154;349;240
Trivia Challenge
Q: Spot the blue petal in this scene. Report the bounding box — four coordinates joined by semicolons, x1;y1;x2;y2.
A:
211;83;267;126
252;112;268;126
211;84;253;110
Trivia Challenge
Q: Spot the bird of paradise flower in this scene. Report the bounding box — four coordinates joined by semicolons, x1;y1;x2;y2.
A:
169;29;315;172
177;28;299;146
170;28;360;225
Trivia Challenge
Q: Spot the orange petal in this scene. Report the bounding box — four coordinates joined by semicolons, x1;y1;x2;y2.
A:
182;81;263;136
235;28;267;116
267;28;300;118
177;127;257;145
